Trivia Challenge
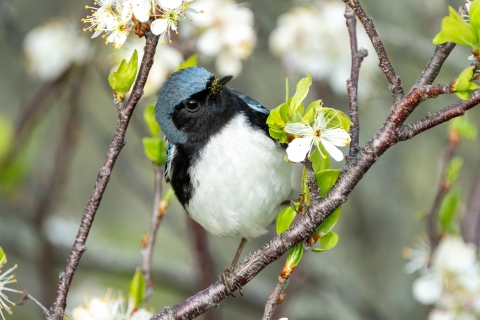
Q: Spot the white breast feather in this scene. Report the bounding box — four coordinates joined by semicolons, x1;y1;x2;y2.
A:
186;114;293;239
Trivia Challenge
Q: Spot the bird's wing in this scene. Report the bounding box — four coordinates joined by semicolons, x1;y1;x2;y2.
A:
229;88;269;115
165;142;175;183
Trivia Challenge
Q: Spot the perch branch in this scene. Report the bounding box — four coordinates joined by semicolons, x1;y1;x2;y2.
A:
47;31;159;320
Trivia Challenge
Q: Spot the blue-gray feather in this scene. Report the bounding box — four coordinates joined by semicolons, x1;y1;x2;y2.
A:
229;88;270;115
155;67;214;144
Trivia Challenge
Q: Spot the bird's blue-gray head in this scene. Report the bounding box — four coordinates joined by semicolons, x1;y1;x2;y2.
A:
155;66;236;144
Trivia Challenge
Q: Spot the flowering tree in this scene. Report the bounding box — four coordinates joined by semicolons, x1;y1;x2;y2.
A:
3;0;480;319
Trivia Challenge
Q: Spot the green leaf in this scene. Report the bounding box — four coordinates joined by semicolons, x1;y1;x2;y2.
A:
276;205;298;235
321;108;353;132
144;104;160;137
433;7;479;47
469;0;480;31
438;189;460;235
315;207;342;235
143;137;167;165
313;232;339;252
449;116;477;140
290;74;312;116
304;100;323;125
129;268;146;309
108;50;139;101
453;66;480;100
301;168;310;205
316;169;341;196
0;115;12;158
309;148;328;173
285;78;289;103
445;157;463;187
0;247;6;265
286;243;303;268
177;54;197;70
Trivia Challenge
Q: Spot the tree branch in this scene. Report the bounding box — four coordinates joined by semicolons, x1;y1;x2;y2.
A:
343;0;404;101
47;31;159;320
262;275;287;320
141;164;164;303
345;5;368;157
413;43;456;88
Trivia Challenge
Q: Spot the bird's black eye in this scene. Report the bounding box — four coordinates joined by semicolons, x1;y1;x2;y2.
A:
185;100;199;111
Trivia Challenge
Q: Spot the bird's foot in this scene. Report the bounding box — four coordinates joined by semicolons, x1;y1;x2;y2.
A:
219;267;243;297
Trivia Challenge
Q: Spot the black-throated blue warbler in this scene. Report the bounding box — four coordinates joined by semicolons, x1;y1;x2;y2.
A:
155;66;293;244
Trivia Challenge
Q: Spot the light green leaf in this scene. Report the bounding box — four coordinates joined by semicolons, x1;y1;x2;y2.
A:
316;169;341;196
144;104;160;137
453;66;480;100
290;74;312;115
313;232;339;252
285;78;289;103
445;157;463;187
0;247;6;264
286;243;303;268
301;168;310;205
276;205;298;235
143;137;167;165
129;268;146;309
438;189;460;235
315;207;342;235
177;54;197;70
433;7;478;47
321;108;353;132
108;50;139;101
309;148;328;173
469;0;480;31
449;116;477;140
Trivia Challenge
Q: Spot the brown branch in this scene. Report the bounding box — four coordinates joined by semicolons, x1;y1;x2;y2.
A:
141;164;164;302
414;43;456;88
304;159;319;200
345;5;368;157
47;31;159;320
343;0;404;101
262;276;288;320
462;167;480;245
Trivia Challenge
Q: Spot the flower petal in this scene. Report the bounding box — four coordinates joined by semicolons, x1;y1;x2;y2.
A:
320;139;344;161
286;137;312;162
322;128;351;146
158;0;182;9
412;273;442;305
284;122;313;136
133;0;152;22
151;19;168;35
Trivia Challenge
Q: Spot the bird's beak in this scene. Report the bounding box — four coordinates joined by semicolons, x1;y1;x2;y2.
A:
217;75;233;86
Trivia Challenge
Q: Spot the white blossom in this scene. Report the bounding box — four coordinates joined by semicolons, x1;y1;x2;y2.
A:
269;1;378;95
124;0;155;22
284;111;350;162
23;19;92;81
72;291;152;320
181;0;256;76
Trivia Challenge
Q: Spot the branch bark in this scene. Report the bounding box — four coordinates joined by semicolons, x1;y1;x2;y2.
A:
343;0;404;101
345;5;368;157
47;31;159;320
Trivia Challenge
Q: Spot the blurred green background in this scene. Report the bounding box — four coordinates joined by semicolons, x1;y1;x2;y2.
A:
1;0;479;319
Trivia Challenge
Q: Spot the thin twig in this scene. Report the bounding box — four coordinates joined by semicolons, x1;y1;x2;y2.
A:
304;159;319;200
262;276;288;320
345;5;368;157
17;290;49;315
47;31;159;320
141;164;164;302
413;43;456;88
462;167;480;245
425;131;460;251
343;0;404;101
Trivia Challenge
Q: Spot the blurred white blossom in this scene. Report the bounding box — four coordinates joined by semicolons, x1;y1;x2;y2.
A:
269;1;378;95
109;37;184;96
72;291;152;320
407;236;480;319
23;19;92;81
182;0;257;76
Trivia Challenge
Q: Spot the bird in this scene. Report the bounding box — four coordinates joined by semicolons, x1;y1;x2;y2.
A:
154;66;293;276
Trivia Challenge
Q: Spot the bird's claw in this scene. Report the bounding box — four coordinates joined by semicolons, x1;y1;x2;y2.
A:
219;267;243;297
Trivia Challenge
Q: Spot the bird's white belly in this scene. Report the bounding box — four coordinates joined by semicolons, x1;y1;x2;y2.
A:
186;115;293;239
